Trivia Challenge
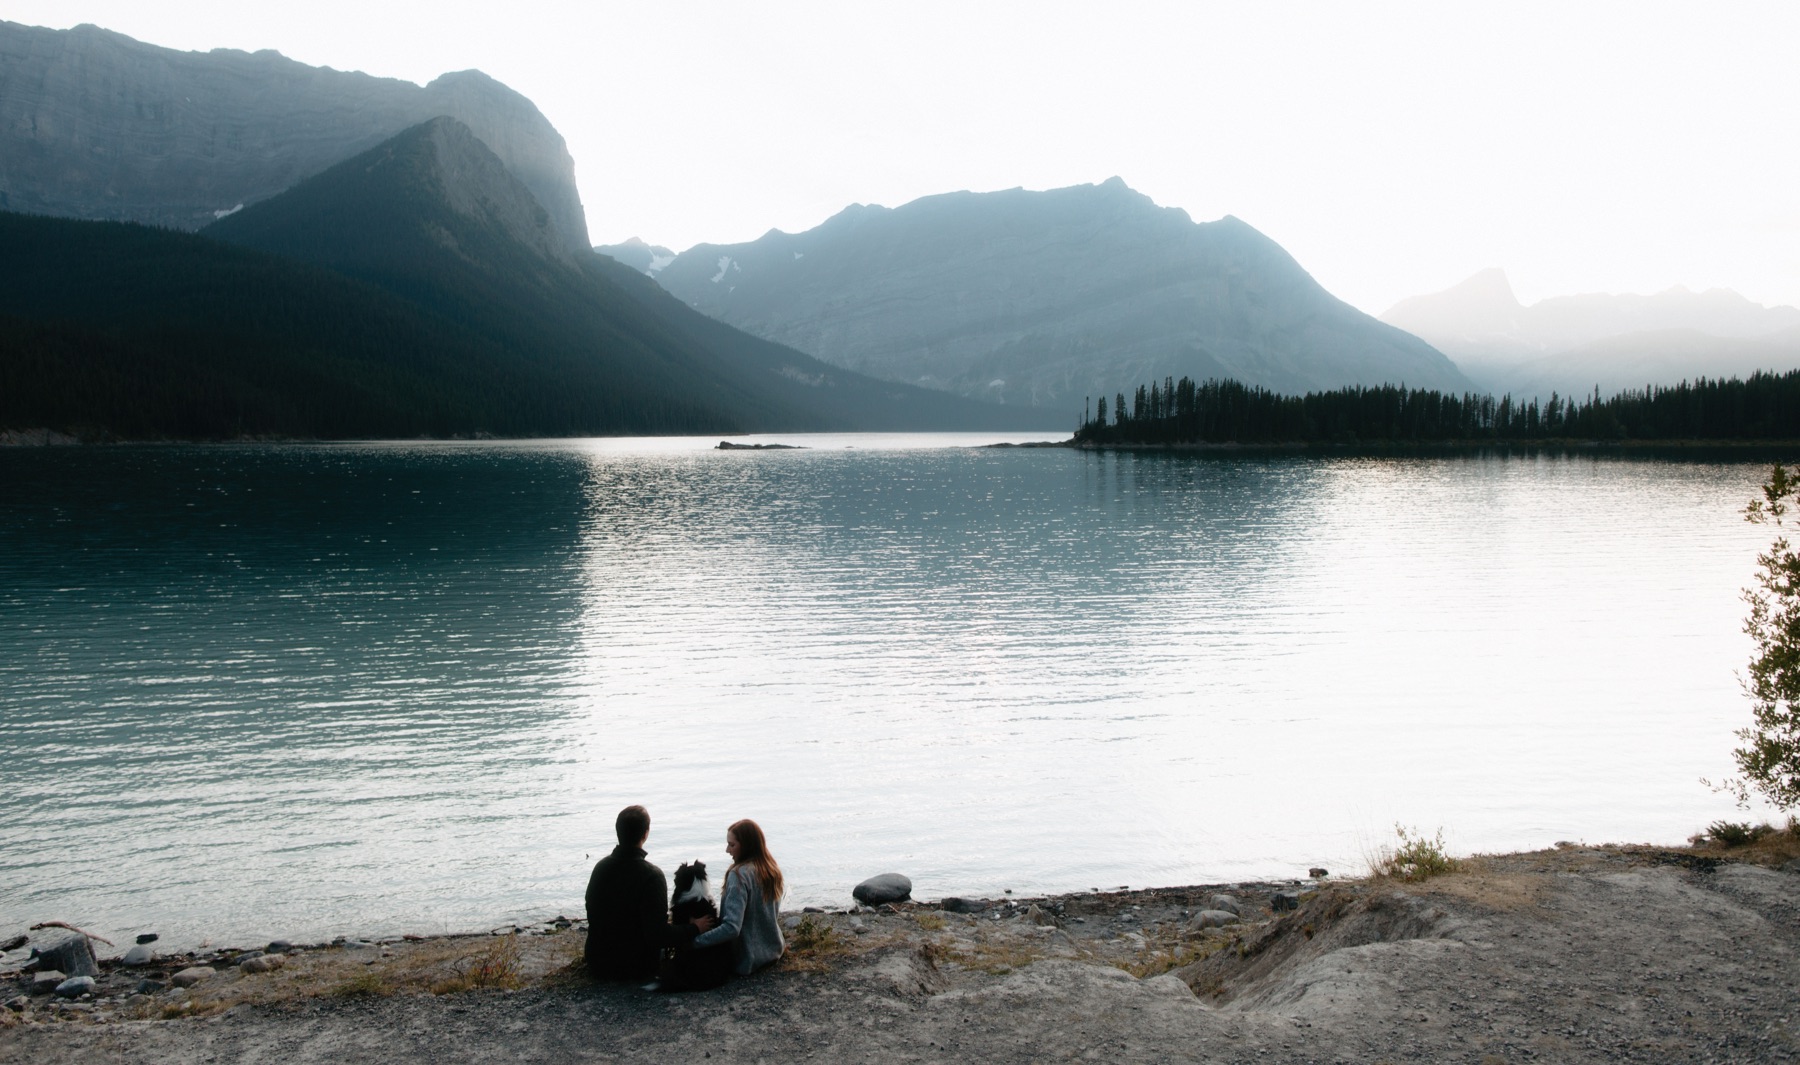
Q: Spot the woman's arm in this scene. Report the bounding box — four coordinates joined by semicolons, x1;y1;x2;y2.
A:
692;867;750;948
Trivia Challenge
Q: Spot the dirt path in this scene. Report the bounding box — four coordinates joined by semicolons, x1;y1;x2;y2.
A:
4;847;1796;1063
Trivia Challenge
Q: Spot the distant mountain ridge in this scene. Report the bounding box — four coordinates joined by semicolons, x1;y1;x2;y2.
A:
0;20;590;252
596;236;676;276
1381;268;1800;396
628;178;1469;412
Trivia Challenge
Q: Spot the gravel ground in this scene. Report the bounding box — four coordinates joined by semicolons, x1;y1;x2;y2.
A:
3;846;1796;1063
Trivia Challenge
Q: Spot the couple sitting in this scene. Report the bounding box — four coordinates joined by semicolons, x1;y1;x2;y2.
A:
583;805;785;990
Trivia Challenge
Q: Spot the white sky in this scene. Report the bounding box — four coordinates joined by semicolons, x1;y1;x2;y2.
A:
6;0;1798;315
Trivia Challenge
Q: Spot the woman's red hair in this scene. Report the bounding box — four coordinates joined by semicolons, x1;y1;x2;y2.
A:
728;818;784;902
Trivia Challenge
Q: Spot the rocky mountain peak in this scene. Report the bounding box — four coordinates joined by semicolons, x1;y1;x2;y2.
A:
207;116;576;274
0;20;590;253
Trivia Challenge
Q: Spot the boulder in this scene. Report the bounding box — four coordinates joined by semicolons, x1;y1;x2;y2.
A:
29;929;98;978
1271;892;1300;912
1208;894;1244;916
29;971;66;995
941;897;989;914
170;966;215;989
853;874;913;906
240;955;285;974
121;945;156;967
53;976;95;998
1025;905;1059;927
1;934;25;952
232;951;264;966
1188;910;1241;931
1309;867;1330;879
134;933;159;945
135;979;165;995
266;940;294;954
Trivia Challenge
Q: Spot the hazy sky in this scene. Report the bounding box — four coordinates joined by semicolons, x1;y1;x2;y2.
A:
7;1;1798;315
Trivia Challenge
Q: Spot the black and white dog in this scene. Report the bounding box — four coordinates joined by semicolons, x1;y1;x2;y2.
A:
666;860;733;991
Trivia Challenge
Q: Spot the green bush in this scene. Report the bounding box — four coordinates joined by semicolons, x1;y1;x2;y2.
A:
1374;825;1459;882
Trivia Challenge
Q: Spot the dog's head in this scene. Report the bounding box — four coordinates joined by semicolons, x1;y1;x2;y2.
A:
673;860;711;905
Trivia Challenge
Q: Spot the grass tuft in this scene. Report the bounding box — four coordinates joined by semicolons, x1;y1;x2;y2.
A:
329;971;390;998
429;933;523;994
779;916;848;973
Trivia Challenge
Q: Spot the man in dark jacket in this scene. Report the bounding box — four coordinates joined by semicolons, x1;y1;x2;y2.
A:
584;805;699;980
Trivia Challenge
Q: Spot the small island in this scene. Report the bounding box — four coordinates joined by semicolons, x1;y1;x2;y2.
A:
716;441;806;450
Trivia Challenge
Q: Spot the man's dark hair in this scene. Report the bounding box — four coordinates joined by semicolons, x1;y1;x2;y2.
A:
615;805;650;846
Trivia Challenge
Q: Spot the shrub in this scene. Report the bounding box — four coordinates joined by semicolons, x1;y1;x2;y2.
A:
1373;825;1459;882
1705;820;1775;847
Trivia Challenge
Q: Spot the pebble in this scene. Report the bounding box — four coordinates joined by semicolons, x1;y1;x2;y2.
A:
232;950;265;966
126;994;151;1008
29;971;66;995
121;944;157;967
1272;891;1300;912
266;940;294;954
54;976;96;998
171;966;215;989
942;897;989;914
5;996;28;1012
135;979;165;995
853;873;913;905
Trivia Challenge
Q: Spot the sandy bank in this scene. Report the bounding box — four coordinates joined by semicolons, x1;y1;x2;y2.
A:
3;843;1798;1063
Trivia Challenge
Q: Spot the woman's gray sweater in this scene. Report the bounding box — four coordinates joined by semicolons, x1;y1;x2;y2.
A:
692;864;785;975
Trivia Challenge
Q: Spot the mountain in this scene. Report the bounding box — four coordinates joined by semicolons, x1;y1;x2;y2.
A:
646;178;1469;412
1381;269;1800;392
597;237;676;276
1;118;1046;439
0;20;589;253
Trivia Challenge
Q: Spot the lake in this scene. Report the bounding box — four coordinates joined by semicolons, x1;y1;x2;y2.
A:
0;435;1781;947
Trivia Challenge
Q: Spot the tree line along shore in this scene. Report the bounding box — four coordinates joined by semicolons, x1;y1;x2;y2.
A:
1072;369;1800;448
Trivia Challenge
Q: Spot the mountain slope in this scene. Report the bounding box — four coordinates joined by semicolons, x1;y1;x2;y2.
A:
646;178;1469;411
0;20;590;252
0;212;559;439
202;117;1045;434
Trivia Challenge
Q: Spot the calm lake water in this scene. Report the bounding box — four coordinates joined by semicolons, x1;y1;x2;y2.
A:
0;435;1782;946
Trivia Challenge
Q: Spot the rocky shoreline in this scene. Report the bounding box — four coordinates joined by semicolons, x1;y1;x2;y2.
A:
4;842;1799;1063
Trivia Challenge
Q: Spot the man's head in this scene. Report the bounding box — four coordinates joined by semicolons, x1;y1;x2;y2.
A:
615;805;650;847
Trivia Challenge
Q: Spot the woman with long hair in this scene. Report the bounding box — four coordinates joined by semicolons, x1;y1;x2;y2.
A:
687;818;786;976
